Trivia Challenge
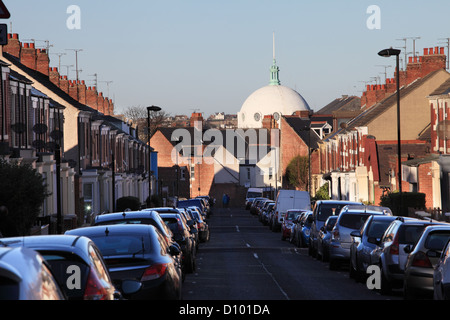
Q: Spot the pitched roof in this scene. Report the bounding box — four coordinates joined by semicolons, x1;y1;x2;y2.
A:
155;126;273;161
429;77;450;96
283;117;320;149
325;69;446;141
2;52;93;113
315;96;361;115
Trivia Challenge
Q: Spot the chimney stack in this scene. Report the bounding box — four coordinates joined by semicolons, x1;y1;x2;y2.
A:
3;33;21;58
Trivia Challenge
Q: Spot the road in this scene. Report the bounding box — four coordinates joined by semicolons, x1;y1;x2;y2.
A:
182;206;402;300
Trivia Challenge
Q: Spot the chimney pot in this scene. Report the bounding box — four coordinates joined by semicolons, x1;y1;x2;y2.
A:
424;48;429;55
12;33;19;40
440;47;445;55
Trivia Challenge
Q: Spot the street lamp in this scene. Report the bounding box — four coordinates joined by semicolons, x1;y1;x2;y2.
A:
378;48;403;209
147;105;161;207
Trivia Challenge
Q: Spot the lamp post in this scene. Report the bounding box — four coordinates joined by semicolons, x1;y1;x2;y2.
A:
147;105;161;207
378;48;403;210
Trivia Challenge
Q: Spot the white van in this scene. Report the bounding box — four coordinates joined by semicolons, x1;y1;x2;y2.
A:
272;190;311;231
245;188;264;209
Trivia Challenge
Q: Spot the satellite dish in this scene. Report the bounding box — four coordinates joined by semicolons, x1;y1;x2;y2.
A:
50;129;63;141
45;141;57;152
33;123;48;134
32;140;45;149
11;123;26;134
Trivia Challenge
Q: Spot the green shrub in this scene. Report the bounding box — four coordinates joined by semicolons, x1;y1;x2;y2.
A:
380;192;426;216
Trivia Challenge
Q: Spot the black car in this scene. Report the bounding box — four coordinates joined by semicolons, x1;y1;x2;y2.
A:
65;224;183;300
159;212;197;274
3;235;125;300
92;210;174;246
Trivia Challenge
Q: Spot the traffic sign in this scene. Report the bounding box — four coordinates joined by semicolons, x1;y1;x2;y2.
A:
0;1;10;19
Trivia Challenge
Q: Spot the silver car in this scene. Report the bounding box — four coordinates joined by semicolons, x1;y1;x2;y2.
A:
370;217;441;295
434;238;450;300
0;246;66;300
328;205;389;270
403;225;450;299
349;215;397;281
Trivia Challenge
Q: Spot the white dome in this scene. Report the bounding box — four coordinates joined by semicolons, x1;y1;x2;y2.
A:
238;84;310;128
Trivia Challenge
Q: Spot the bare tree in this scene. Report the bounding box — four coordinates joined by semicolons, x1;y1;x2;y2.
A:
123;105;171;142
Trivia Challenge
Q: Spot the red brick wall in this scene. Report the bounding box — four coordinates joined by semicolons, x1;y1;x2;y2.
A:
280;117;309;177
418;162;433;208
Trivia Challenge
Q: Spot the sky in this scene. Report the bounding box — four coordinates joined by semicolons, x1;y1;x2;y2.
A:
3;0;450;117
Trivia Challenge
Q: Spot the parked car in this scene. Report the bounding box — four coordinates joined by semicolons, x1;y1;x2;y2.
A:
261;202;275;226
272;190;311;232
258;201;274;223
93;210;174;245
403;225;450;299
370;217;442;295
195;196;211;217
309;200;363;258
66;224;183;300
2;235;128;300
177;199;206;216
281;209;304;241
250;198;268;215
291;211;313;248
328;205;389;270
158;212;197;274
187;206;210;242
245;188;263;209
434;238;450;300
317;215;338;262
0;246;66;300
349;215;397;281
176;207;200;247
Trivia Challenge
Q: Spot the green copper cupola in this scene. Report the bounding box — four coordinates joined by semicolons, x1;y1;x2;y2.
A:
270;59;280;85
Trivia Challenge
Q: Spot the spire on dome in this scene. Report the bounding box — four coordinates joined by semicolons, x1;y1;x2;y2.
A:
270;32;280;86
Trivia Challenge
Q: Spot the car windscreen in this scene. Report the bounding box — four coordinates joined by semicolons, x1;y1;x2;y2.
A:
161;217;183;233
88;235;154;257
339;214;371;230
398;225;428;245
95;218;157;227
286;211;303;220
247;192;262;198
178;200;203;208
366;220;394;238
425;231;450;251
317;203;348;221
39;251;89;300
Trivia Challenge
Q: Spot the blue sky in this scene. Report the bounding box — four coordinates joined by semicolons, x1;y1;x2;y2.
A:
3;0;450;116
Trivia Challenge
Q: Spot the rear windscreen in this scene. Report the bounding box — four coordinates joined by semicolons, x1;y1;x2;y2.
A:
339;214;370;230
398;225;427;245
317;203;348;221
40;251;89;300
89;235;154;257
367;220;394;238
247;192;262;198
425;231;450;251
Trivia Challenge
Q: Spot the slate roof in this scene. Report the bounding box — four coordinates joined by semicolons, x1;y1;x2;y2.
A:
283;116;321;149
315;96;361;115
